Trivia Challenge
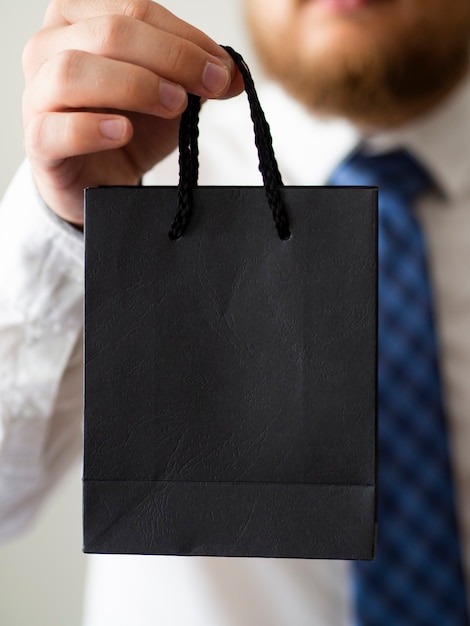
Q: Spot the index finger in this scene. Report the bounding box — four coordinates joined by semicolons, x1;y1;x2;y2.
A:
43;0;236;71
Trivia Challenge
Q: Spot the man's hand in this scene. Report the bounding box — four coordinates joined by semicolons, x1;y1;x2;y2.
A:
22;0;242;225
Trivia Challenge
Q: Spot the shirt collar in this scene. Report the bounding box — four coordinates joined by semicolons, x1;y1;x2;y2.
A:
363;73;470;201
263;73;470;199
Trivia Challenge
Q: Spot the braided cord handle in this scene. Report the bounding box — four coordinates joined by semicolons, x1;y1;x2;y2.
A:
169;46;291;241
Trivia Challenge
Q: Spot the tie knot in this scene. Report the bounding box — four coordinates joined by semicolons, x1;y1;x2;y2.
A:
328;148;431;203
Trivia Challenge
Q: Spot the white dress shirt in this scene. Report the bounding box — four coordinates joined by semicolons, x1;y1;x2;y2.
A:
1;73;470;625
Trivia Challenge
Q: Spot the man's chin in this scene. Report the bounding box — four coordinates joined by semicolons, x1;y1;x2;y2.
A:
246;0;470;127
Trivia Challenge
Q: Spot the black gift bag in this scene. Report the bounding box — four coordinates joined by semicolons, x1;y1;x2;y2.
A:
83;47;377;559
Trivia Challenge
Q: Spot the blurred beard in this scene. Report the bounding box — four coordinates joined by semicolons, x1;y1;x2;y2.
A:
246;9;470;128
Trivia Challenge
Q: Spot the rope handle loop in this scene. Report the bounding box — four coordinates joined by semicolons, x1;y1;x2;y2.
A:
169;46;291;241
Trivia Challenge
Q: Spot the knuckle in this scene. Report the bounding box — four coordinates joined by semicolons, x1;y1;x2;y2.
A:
43;0;61;23
24;113;47;160
121;0;151;22
123;66;158;107
48;0;61;15
94;14;131;56
164;39;187;75
22;31;42;76
53;49;84;93
29;49;86;112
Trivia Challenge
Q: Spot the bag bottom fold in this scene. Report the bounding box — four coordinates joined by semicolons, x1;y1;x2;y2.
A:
83;480;375;560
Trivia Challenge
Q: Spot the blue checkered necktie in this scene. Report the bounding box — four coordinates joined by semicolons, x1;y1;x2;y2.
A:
328;148;469;625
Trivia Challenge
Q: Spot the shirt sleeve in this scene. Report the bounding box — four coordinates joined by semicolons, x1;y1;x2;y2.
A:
0;160;84;541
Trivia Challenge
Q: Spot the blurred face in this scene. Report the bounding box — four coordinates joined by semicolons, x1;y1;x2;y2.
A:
245;0;470;128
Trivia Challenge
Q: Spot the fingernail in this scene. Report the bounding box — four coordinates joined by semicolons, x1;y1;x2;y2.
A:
202;61;230;95
100;119;127;141
160;80;187;112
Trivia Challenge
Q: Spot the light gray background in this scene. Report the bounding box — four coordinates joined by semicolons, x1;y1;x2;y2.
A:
0;2;255;624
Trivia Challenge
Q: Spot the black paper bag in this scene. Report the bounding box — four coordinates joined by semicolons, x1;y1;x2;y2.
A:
83;47;377;560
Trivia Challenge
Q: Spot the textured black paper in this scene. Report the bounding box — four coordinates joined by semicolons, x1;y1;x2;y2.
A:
83;185;377;559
